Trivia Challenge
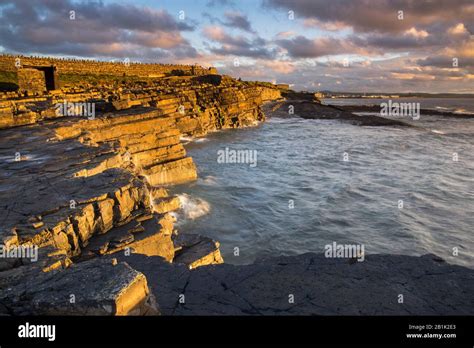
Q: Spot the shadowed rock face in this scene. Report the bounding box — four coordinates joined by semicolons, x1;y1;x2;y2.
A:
0;60;469;316
109;253;474;316
0;65;282;315
0;257;158;316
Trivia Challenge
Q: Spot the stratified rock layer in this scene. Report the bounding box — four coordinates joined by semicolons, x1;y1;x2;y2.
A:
0;63;281;315
2;58;469;316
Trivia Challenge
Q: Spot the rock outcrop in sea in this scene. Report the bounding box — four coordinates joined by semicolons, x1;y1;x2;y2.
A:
0;56;472;315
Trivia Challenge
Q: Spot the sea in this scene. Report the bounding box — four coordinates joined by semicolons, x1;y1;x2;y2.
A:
170;98;474;267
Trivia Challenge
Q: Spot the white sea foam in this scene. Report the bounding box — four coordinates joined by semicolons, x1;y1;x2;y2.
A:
176;193;210;220
201;175;218;186
431;129;445;135
195;137;209;143
454;108;473;115
180;136;209;144
180;136;193;144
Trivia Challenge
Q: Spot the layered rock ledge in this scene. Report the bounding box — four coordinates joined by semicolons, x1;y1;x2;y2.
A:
0;58;471;316
0;61;282;315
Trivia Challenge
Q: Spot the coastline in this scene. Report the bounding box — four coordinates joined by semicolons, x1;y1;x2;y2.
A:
0;61;472;315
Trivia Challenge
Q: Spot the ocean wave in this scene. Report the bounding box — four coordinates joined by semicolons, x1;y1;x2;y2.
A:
195;137;209;143
180;136;209;144
180;136;193;142
200;175;218;186
454;108;474;115
176;193;211;220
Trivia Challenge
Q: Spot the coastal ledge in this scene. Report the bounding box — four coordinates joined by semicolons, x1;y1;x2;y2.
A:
110;252;474;316
2;251;471;316
1;56;471;316
269;91;416;127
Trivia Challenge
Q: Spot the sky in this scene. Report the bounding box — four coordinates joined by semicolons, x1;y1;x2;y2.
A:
0;0;473;93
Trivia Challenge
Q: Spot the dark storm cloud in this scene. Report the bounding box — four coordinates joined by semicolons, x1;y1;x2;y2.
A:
0;0;197;59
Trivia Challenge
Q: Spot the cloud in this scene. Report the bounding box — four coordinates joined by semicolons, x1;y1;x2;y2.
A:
448;23;470;36
204;11;255;33
275;31;296;39
264;60;295;74
265;0;474;34
276;36;367;58
0;0;198;60
0;0;472;93
303;18;348;31
202;26;274;58
222;12;255;33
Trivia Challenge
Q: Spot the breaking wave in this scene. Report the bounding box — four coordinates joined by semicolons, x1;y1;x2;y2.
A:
176;193;211;220
200;175;219;186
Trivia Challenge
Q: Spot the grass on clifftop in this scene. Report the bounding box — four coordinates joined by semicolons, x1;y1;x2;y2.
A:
0;71;18;91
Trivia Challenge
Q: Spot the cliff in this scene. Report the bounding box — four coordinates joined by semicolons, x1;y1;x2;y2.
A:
0;57;470;316
0;57;282;315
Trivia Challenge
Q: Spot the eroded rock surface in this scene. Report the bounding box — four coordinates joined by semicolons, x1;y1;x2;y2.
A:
1;57;467;316
110;253;474;316
0;61;282;315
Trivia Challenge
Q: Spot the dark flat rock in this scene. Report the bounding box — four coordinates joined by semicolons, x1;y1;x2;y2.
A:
273;92;414;127
110;252;474;315
339;104;474;119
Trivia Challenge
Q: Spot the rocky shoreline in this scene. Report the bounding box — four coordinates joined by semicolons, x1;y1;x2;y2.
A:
336;104;474;119
271;91;416;127
0;61;472;315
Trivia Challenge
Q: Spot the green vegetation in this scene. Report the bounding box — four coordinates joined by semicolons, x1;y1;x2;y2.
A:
0;71;18;91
